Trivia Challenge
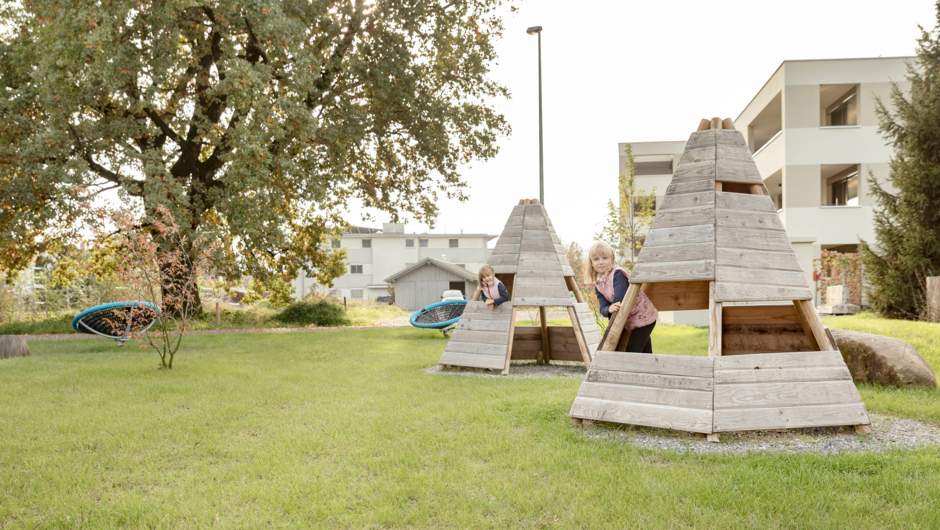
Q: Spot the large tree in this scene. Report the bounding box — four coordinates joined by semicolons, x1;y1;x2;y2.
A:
859;4;940;320
0;0;511;308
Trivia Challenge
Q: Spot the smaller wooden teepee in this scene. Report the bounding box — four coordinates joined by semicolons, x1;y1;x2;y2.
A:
569;118;870;441
438;199;602;374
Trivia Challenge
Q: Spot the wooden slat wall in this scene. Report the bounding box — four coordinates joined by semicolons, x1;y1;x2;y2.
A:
569;352;715;433
713;351;870;432
438;301;513;370
572;303;602;356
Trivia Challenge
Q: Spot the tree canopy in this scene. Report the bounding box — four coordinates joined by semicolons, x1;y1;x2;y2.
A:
859;4;940;319
0;0;511;295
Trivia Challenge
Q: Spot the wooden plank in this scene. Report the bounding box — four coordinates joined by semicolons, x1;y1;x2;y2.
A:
518;251;561;260
644;281;710;311
716;284;814;303
598;284;640;351
585;367;713;391
749;184;767;196
629;260;715;283
659;191;715;211
716;146;753;161
488;254;518;266
687;130;716;148
696;119;711;132
514;285;570;298
636;242;714;264
715;227;794;253
515;260;562;271
442;341;507;356
539;307;551;363
644;224;715;247
715;366;852;385
710;117;721;130
570;397;713;433
715;248;803;272
449;330;510;345
568;306;592;365
715;192;776;213
716;160;763;184
667;179;716;195
716;267;809;288
713;404;870;432
721;118;735;130
513;297;575;306
673;163;716;180
717;130;748;148
708;281;722;357
578;382;713;410
648;206;716;229
792;300;822;351
515;276;568;287
455;319;511;332
520;242;561;253
679;147;717;164
512;270;564;278
721;324;816;356
721;304;801;325
716;210;785;231
714;350;845;370
438;352;506;370
714;380;862;409
590;351;713;377
566;277;585;303
502;307;518;374
796;300;837;351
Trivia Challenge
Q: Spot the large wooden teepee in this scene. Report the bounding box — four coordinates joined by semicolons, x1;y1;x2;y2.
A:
569;118;870;441
438;199;602;374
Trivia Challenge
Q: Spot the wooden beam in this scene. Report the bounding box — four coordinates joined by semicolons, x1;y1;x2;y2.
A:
792;300;822;351
599;283;641;351
539;307;551;364
795;300;836;351
710;117;721;130
697;118;710;131
502;307;518;375
568;306;592;366
531;198;540;205
721;118;735;130
565;276;585;303
715;181;723;192
708;281;722;357
749;184;766;195
470;284;482;302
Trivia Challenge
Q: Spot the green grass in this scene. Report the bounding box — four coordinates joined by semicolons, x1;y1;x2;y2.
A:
2;316;939;528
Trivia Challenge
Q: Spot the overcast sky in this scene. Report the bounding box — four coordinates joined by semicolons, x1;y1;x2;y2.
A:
351;0;938;251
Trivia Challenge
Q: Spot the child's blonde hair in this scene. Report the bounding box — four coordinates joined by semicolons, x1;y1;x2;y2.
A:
588;241;616;283
478;264;495;284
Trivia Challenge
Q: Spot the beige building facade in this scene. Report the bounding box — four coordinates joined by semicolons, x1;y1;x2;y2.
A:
624;57;910;323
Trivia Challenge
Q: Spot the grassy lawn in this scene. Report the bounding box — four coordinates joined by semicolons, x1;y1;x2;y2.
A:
2;315;939;527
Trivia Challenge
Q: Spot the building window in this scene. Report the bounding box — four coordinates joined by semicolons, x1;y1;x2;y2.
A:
449;281;465;295
350;265;363;274
824;164;860;206
449;239;458;248
351;289;363;299
821;85;858;126
362;239;371;248
419;239;428;248
331;239;340;249
405;239;414;248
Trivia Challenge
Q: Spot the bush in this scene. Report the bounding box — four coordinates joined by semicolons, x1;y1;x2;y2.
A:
276;300;349;327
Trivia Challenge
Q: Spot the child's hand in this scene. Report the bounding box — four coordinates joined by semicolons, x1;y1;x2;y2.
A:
485;299;495;310
609;302;621;314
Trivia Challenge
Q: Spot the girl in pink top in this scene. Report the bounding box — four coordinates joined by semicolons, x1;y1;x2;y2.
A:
589;241;658;353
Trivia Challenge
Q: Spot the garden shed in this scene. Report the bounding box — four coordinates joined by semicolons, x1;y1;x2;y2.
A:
385;258;478;310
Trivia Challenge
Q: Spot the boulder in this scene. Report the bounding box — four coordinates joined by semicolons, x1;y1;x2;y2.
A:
0;335;29;359
830;329;936;388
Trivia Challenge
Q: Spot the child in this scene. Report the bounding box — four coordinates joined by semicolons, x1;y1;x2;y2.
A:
589;241;658;353
478;264;509;311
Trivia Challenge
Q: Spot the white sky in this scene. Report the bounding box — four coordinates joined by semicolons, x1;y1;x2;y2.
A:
353;0;938;251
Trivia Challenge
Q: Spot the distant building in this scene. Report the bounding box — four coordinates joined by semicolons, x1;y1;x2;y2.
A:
384;257;478;310
294;223;496;301
624;57;910;323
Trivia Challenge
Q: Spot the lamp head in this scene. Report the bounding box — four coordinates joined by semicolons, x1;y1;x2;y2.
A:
526;26;542;35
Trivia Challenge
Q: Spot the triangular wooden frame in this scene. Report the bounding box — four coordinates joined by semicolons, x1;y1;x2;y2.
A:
439;199;602;374
570;119;871;441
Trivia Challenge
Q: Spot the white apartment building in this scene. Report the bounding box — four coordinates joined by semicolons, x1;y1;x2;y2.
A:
624;57;909;322
293;223;496;301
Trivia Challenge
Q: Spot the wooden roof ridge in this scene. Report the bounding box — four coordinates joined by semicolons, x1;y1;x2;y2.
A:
384;256;476;283
486;198;574;279
628;118;814;303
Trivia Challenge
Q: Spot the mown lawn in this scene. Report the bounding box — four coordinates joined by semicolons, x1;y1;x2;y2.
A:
1;315;938;528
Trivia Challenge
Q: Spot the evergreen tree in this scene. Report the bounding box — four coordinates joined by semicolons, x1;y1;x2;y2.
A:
859;4;940;319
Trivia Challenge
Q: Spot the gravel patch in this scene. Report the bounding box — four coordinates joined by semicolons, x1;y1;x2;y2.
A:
425;365;940;454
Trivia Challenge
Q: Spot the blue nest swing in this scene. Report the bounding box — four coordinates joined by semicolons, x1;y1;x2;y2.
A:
72;301;162;345
410;300;467;336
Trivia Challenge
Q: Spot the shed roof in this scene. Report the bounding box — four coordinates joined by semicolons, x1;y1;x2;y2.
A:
384;257;477;283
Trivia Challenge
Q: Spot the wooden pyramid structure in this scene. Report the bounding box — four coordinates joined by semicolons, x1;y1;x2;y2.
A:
569;118;871;440
439;199;602;374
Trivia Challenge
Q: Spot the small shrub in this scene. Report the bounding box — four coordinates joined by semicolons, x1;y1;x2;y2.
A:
276;300;349;327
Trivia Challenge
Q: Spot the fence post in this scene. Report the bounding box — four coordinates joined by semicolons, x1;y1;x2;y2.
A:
215;301;221;328
928;276;940;323
344;297;347;312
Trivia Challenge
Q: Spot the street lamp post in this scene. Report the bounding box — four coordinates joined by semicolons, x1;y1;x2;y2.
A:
526;25;544;205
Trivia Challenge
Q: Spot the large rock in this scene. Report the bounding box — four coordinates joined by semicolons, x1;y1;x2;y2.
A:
0;335;29;359
830;329;936;388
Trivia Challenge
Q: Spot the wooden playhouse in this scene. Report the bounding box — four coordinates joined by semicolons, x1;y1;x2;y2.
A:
438;200;602;374
569;118;871;441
